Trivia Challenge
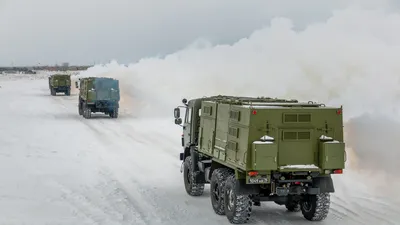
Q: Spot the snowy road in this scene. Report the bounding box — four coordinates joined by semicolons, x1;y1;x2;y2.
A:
1;76;400;225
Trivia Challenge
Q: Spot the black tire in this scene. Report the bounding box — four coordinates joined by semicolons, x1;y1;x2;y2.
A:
78;97;83;115
224;174;252;224
83;104;91;119
65;88;70;96
183;156;204;196
51;88;56;96
110;108;118;118
285;201;301;212
210;168;232;215
78;103;83;116
300;193;330;221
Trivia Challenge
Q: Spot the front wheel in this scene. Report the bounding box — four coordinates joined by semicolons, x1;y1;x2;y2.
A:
224;174;252;224
300;193;330;221
183;156;204;196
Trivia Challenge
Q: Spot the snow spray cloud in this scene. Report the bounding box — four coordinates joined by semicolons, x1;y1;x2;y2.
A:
76;6;400;173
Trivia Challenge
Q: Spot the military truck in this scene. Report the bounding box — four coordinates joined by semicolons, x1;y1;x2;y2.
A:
48;74;71;96
75;77;120;119
173;95;346;224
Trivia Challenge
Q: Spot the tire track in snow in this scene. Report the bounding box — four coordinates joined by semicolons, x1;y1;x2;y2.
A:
45;163;164;225
91;164;226;225
45;92;163;225
350;200;398;225
55;113;230;224
48;181;126;225
93;168;164;225
42;104;195;225
329;201;366;224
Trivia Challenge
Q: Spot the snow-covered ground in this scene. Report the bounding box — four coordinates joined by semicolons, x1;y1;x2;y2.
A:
1;74;399;225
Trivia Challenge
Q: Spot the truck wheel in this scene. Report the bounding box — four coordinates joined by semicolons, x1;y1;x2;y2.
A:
51;88;56;96
83;104;91;119
210;168;232;215
224;174;252;224
110;108;118;118
183;156;204;196
300;193;330;221
78;103;83;115
65;89;70;96
285;201;301;212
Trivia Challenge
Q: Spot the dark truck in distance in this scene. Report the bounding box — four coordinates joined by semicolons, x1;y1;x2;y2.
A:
173;95;346;224
75;77;120;119
48;74;71;96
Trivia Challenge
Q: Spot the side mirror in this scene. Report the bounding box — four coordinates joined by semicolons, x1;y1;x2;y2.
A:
182;98;187;105
175;118;182;125
75;81;78;88
174;107;180;118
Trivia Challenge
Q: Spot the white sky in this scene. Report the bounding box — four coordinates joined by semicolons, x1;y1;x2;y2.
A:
0;0;397;66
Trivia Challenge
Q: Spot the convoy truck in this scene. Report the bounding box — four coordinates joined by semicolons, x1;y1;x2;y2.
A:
75;77;120;119
48;74;71;96
173;95;346;224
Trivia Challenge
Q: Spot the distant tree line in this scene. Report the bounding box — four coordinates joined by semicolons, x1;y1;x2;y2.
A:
0;65;92;74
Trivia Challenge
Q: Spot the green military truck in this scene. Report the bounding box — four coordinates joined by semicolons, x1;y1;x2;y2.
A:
48;74;71;96
173;95;346;224
75;77;120;119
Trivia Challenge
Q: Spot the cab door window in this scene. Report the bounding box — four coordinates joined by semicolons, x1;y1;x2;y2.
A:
185;107;192;123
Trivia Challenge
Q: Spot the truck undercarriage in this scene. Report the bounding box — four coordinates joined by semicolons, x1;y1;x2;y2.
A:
181;148;335;224
50;86;71;96
78;97;119;119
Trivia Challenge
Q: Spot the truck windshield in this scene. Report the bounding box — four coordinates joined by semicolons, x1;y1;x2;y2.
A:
94;79;118;90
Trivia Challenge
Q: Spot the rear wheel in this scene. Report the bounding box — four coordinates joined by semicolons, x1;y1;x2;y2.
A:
78;97;83;115
78;103;83;115
300;193;330;221
210;168;232;215
83;104;91;119
183;156;204;196
109;108;118;118
224;174;252;224
65;88;70;96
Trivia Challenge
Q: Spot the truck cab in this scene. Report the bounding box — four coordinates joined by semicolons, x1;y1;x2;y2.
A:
175;98;203;149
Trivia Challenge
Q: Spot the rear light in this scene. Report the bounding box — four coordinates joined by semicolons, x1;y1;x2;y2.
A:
333;169;343;174
248;171;258;177
252;110;257;115
336;109;342;115
294;182;301;185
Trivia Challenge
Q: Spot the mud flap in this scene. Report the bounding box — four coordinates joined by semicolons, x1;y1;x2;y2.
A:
234;179;258;195
313;176;335;193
